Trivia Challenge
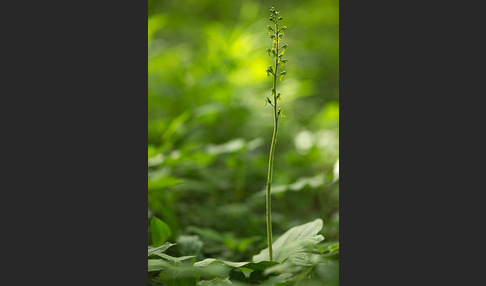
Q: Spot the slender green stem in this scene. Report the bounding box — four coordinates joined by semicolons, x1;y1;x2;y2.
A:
266;20;279;262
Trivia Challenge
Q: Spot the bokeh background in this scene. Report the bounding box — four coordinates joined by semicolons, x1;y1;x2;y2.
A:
148;0;338;263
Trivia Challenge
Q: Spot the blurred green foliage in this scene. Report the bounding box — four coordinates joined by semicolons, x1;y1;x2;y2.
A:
148;0;338;284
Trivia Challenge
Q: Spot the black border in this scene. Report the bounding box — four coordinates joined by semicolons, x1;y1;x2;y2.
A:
340;0;484;284
3;1;147;284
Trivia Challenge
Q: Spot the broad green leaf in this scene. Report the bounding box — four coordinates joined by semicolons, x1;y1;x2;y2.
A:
194;262;230;278
153;253;195;263
247;261;279;271
286;252;322;266
253;218;325;263
194;258;249;268
156;265;199;286
260;273;293;286
197;277;233;285
148;242;175;256
221;261;250;268
263;261;301;275
148;259;171;272
151;217;172;247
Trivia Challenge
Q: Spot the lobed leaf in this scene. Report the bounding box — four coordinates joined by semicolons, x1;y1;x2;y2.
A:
253;219;325;263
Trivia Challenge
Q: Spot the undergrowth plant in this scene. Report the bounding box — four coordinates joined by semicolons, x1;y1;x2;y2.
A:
264;7;288;262
147;7;339;286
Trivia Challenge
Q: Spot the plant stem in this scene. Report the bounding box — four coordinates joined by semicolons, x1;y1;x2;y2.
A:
266;21;279;262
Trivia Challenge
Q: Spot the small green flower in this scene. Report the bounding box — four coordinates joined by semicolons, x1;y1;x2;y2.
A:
266;65;274;77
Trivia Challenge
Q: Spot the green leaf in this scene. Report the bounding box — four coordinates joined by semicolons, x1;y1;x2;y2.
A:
286;252;322;266
263;261;301;275
247;261;280;271
148;259;171;272
197;277;233;285
253;219;325;263
317;241;339;254
156;264;200;285
237;267;254;278
193;261;230;278
151;217;172;247
260;273;293;286
148;242;175;256
194;258;249;268
332;158;339;183
177;235;204;260
152;253;195;263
